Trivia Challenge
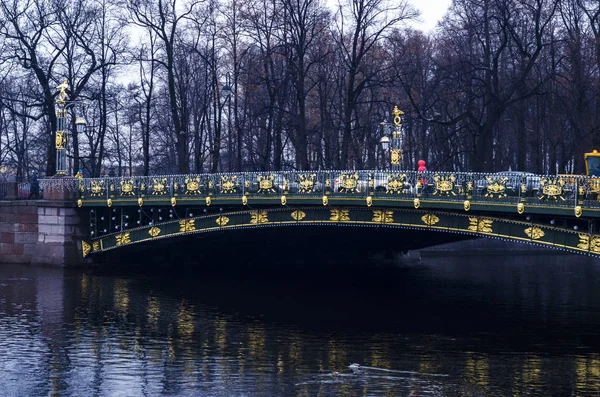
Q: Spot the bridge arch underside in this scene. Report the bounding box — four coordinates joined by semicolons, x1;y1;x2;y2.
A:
82;206;600;260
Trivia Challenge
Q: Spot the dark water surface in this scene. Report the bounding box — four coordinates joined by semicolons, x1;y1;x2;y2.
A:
2;253;600;396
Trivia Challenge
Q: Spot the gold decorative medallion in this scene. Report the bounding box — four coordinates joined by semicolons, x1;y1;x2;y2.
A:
414;198;420;209
152;178;167;195
281;195;287;206
392;106;404;126
468;217;493;233
220;175;238;194
330;209;350;221
107;199;112;207
421;213;440;226
77;199;82;208
525;227;544;240
251;211;269;224
138;197;144;206
179;219;196;232
338;172;359;193
322;196;329;206
171;197;177;206
216;216;229;226
366;196;373;207
148;227;161;237
373;210;393;224
433;174;456;196
464;200;471;211
206;197;211;206
517;203;525;214
82;241;91;257
299;174;316;193
386;174;407;194
55;131;66;149
120;180;135;196
390;149;401;165
575;206;582;217
291;210;306;221
539;177;566;201
242;195;248;205
92;241;100;251
578;234;600;252
115;232;131;246
184;176;202;195
90;181;104;196
257;174;276;194
484;176;508;198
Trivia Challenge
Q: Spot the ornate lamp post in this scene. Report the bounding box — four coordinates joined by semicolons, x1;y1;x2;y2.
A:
380;106;404;171
55;79;87;176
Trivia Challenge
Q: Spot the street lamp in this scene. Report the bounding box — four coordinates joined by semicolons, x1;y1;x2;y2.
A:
222;73;233;171
380;106;404;171
55;79;87;176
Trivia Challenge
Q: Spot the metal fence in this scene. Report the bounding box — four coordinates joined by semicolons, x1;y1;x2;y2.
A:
0;182;44;200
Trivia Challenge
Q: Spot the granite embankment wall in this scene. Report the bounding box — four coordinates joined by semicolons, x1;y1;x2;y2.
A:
0;183;86;266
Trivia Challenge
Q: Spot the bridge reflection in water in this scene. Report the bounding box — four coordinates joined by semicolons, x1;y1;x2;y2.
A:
1;252;600;396
64;170;600;257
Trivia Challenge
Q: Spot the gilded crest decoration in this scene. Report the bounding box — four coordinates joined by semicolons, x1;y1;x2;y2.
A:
152;178;168;195
373;210;394;224
386;174;407;194
464;200;471;211
120;179;135;196
338;172;360;194
185;176;202;195
90;181;104;196
257;174;276;194
92;241;100;251
539;177;566;201
391;149;402;165
179;219;196;232
330;209;350;221
578;234;600;252
366;196;373;207
216;216;229;226
148;227;161;237
484;176;508;198
298;174;316;193
525;227;544;240
433;174;457;196
115;232;131;246
421;213;440;226
82;241;91;257
468;217;493;233
220;176;238;194
251;211;269;224
291;210;306;221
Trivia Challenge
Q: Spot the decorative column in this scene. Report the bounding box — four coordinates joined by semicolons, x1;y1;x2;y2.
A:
55;79;69;176
390;106;404;171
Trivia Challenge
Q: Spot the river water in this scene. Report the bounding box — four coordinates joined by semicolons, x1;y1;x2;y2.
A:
1;252;600;396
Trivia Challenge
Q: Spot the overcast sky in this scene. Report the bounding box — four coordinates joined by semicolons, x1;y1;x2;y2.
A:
409;0;452;31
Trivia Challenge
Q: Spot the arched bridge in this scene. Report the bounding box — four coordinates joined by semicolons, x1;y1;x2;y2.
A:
69;170;600;258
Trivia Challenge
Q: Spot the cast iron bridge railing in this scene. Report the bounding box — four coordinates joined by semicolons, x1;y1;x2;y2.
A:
67;170;600;257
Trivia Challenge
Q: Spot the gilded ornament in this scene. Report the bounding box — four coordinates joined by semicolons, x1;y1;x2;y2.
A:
413;198;420;209
55;131;66;149
257;174;276;194
120;180;134;195
291;210;306;221
251;211;269;224
115;232;131;246
525;227;544;240
338;172;359;193
484;176;508;198
90;181;104;196
220;176;237;194
464;200;471;211
179;219;196;232
171;197;177;206
185;176;202;195
148;227;161;237
539;177;566;201
468;217;493;233
330;209;350;221
138;197;143;206
373;210;393;224
421;213;440;226
433;174;456;196
578;234;600;253
152;178;167;195
299;174;316;193
216;216;229;226
77;199;82;208
575;206;582;218
281;195;287;205
82;241;91;258
392;106;404;126
242;195;248;205
517;203;525;214
322;196;328;206
206;197;211;206
107;198;112;207
92;241;100;251
56;78;68;103
386;174;407;194
366;196;373;207
390;149;401;165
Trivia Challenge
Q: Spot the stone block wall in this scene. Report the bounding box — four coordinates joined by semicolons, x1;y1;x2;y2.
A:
0;201;39;264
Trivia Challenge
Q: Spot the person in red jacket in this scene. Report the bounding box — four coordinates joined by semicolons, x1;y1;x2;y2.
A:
418;160;427;194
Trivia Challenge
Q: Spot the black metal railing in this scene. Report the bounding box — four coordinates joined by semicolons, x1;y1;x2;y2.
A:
71;170;600;210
